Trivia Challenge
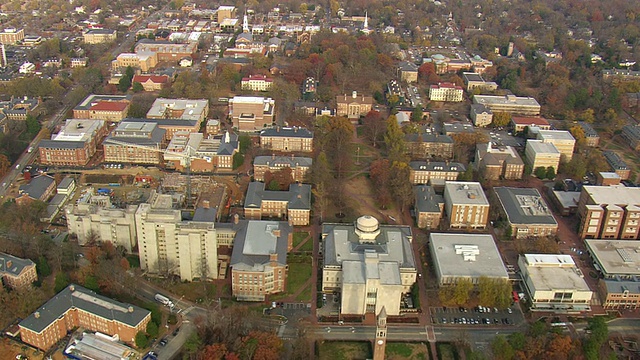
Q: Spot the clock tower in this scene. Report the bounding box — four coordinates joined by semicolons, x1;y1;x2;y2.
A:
373;306;387;360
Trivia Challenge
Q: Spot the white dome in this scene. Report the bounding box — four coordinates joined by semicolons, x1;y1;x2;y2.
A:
357;215;379;232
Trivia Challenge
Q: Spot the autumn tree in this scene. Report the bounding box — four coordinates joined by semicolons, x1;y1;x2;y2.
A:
263;168;294;191
452;278;473;305
369;159;393;208
384;115;407;162
418;62;436;81
491;335;515;360
361;110;386;148
491;112;511;127
569;125;586;148
411;106;424;122
0;153;11;178
389;162;414;213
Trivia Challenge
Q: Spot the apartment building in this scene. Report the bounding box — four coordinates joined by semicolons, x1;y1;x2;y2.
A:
510;116;550;133
470;104;493;127
230;220;291;301
475;143;524;180
429;82;464;102
19;285;150;350
578;186;640;240
409;161;465;184
472;94;541;116
0;28;25;44
83;29;117;44
494;187;558;238
70;58;88;68
336;91;373;120
163;131;239;172
112;52;158;73
322;216;417;315
241;75;273;91
443;181;490;229
253;155;312;183
131;75;169;91
602;151;631;180
103;122;166;165
137;193;220;281
39;119;107;166
134;40;197;62
73;94;132;122
518;254;592;312
535;129;576;160
244;182;311;226
525;140;561;171
66;194;138;252
229;96;275;131
602;69;640;80
621;125;640;151
0;252;37;289
404;133;454;159
414;185;444;229
259;127;313;152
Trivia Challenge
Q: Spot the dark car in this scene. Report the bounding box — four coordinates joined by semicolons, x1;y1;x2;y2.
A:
159;338;168;346
173;328;180;336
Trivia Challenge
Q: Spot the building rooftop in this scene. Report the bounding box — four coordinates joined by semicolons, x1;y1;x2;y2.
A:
520;254;590;292
443;122;474;134
470;103;492;114
85;28;116;35
244;182;311;210
66;333;135;360
19;284;150;333
146;98;208;121
230;220;291;271
74;95;131;111
430;233;508;279
603;279;640;295
0;252;34;277
526;139;560;154
494;187;557;225
552;190;581;209
405;133;454;143
89;101;128;112
52;119;104;143
473;94;541;107
19;175;54;200
511;116;550;127
253;155;313;168
582;185;640;205
585;240;640;276
463;72;484;82
260;127;313;139
415;185;444;213
537;129;575;142
409;161;465;172
104;122;165;146
444;181;489;205
578;122;598;137
602;151;628;170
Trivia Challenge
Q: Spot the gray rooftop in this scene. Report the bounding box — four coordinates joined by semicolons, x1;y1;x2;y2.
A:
622;125;640;141
443;122;475;134
520;254;590;292
58;176;75;190
494;187;557;225
19;175;55;200
582;185;640;206
430;233;508;280
586;240;640;276
444;181;489;205
470;103;492;114
19;284;150;333
0;252;35;277
74;94;131;110
124;117;199;127
536;129;575;142
405;133;453;143
410;161;465;173
104;122;165;147
253;155;313;168
463;72;485;82
230;220;291;271
603;279;640;295
244;182;311;210
526;139;560;154
473;94;541;107
260;127;313;139
602;150;628;170
415;185;444;213
578;122;598;137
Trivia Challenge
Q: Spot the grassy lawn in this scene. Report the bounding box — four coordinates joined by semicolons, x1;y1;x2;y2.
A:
293;231;310;249
436;343;458;360
386;343;429;360
297;237;314;252
295;282;313;302
318;341;372;360
149;280;217;303
286;255;313;296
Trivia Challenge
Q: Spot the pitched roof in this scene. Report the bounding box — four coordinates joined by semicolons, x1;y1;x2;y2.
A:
18;175;55;200
0;252;35;277
132;75;169;84
244;182;311;210
511;116;549;126
89;101;129;112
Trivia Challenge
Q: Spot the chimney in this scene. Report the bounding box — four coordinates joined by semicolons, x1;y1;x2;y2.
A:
202;200;210;209
233;213;240;224
6;260;11;268
269;252;278;265
352;90;357;99
69;285;75;292
276;126;280;132
34;311;40;319
128;306;134;313
272;153;276;160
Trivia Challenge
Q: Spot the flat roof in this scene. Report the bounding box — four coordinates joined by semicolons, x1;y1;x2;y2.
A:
231;95;268;104
552;191;580;209
444;181;489;206
585;240;640;276
494;187;557;225
537;130;575;142
511;116;549;126
53;119;104;143
520;254;591;292
147;98;208;121
473;94;541;107
526;139;560;154
463;72;484;82
582;185;640;206
430;233;508;280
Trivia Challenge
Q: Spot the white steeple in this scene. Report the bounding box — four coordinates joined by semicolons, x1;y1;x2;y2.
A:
242;11;249;33
362;10;371;34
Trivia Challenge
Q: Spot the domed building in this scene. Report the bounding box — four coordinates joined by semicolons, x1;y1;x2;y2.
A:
322;215;417;316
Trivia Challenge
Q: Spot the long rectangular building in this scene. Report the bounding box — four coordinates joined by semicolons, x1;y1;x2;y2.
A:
494;187;558;238
103;122;166;164
473;94;540;116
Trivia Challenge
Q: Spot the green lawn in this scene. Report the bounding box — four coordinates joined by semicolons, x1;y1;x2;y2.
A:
386;343;428;360
318;341;372;360
286;257;312;296
295;282;313;302
436;343;458;360
293;231;310;249
297;237;314;252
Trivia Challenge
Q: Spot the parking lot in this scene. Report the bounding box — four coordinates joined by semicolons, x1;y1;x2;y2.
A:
429;305;522;326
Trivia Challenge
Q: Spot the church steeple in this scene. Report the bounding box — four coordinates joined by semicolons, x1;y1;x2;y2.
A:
242;10;250;33
364;10;369;30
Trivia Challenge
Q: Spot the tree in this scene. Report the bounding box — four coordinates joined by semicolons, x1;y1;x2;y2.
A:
418;62;436;80
534;166;547;179
491;335;515;360
84;275;99;292
36;256;51;277
0;154;11;178
384;115;406;162
491;112;511;127
146;321;159;338
132;82;144;92
135;331;149;348
545;166;556;180
369;159;393;208
54;272;69;292
577;108;595;123
411;106;424;122
389;162;414;213
453;278;473;305
362;110;386;147
457;167;474;181
25;115;41;137
117;75;132;93
232;153;244;170
569;125;586;147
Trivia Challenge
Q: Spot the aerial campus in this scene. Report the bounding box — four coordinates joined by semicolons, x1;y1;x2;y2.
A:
0;0;639;359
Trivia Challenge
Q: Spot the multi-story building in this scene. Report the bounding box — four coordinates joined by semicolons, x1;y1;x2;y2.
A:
241;75;273;91
510;116;550;133
131;75;169;91
470;104;493;127
518;254;592;312
230;220;291;301
0;96;41;121
535;129;576;160
602;150;631;180
19;285;150;350
215;5;237;22
147;98;208;125
103;122;166;165
596;172;622;186
70;58;88;68
259;127;313;152
123;117;200;141
244;182;311;226
475;143;524;180
66;193;138;252
253;155;312;183
579;122;600;147
163;131;239;172
0;252;37;289
525;140;561;172
16;175;56;206
404;133;454;159
229;96;275;131
429;233;508;285
414;185;444;229
599;279;640;309
137;193;220;281
39;119;107;166
578;186;640;240
396;61;418;83
494;187;558;238
134;40;198;62
409;161;465;184
429;82;464;102
112;52;158;73
472;94;541;116
0;28;24;44
586;239;640;281
443;122;475;136
322;215;417;315
621;125;640;151
73;94;132;122
443;181;490;229
83;29;117;44
336;91;373;120
462;72;498;92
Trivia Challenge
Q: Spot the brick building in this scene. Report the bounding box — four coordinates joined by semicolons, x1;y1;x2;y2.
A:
39;119;107;166
73;95;132;122
602;151;631;180
494;187;558;238
409;161;465;184
83;29;117;44
429;82;464;102
475;143;524;180
253;155;312;183
134;40;197;62
259;127;313;152
229;96;275;131
404;133;454;159
244;182;311;226
578;186;640;240
241;75;273;91
0;28;25;44
103;122;166;164
414;185;444;229
444;181;490;229
336;91;373;120
131;75;169;91
0;252;37;289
